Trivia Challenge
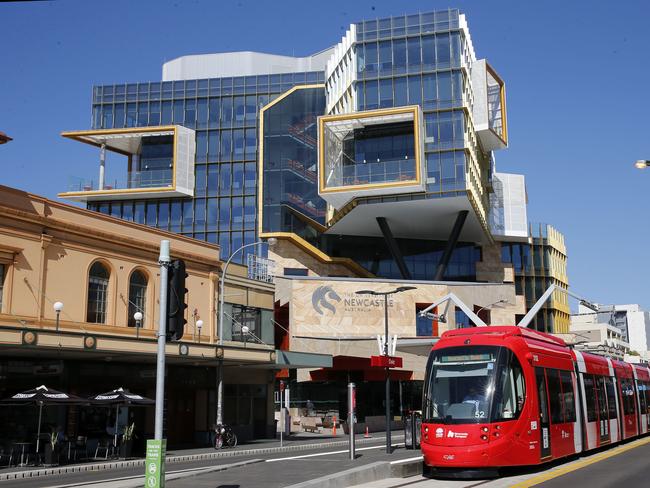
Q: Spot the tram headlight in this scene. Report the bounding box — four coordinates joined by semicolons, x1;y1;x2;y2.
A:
481;435;488;441
481;427;489;432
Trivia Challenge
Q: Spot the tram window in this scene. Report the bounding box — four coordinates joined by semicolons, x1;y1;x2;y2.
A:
638;381;647;413
493;349;526;421
560;370;576;423
620;379;636;415
547;370;563;424
596;376;608;423
583;375;598;422
424;345;499;423
535;368;548;425
605;377;618;419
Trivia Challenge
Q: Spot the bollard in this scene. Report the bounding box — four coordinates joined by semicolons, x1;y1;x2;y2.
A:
348;382;356;460
332;416;337;436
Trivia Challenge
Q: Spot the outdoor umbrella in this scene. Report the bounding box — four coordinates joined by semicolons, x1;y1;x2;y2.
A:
0;385;87;453
88;388;154;448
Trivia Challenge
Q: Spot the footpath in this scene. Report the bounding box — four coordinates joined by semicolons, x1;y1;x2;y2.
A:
0;430;413;484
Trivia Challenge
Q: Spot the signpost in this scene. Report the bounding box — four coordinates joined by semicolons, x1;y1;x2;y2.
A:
145;439;166;488
370;355;403;368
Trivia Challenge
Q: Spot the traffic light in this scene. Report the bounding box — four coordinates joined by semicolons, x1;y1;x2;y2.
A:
166;259;188;341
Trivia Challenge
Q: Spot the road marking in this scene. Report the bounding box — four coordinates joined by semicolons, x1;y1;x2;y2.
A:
266;443;405;462
390;455;423;464
44;465;212;488
509;436;650;487
44;460;263;488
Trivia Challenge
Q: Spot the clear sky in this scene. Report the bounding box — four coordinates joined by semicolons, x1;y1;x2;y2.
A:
1;0;649;311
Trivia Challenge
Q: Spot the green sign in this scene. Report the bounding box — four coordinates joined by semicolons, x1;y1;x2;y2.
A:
145;439;166;488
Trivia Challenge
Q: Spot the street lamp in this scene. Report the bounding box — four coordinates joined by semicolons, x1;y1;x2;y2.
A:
634;160;650;169
475;299;509;323
196;319;204;344
133;311;143;338
241;325;249;347
355;285;416;454
53;301;64;332
216;237;277;426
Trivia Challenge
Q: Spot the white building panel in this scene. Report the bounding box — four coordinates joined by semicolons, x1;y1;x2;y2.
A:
174;125;196;196
489;172;528;240
162;50;334;81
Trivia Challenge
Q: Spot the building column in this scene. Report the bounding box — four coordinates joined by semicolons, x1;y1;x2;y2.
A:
433;210;469;281
376;217;411;280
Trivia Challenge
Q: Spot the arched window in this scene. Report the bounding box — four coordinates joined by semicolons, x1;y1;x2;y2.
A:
128;270;148;327
87;262;110;323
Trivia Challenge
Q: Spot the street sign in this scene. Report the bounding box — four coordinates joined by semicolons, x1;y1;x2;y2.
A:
370;355;403;368
145;439;166;488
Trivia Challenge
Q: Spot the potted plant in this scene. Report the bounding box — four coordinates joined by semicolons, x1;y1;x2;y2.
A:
120;423;136;459
44;430;58;466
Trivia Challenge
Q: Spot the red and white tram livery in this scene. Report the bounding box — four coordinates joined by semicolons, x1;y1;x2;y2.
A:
421;326;650;474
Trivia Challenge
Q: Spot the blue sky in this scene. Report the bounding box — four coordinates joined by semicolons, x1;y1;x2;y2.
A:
1;0;649;311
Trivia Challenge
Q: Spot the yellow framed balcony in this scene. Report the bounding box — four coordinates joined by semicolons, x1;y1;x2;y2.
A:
58;125;195;202
317;106;425;209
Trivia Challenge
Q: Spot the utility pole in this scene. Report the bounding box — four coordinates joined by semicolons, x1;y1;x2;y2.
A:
155;240;170;439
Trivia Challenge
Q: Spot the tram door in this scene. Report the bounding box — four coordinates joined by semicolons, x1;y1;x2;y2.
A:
596;377;610;443
535;368;551;459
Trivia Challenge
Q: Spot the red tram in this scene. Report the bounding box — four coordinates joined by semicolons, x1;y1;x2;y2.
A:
421;326;650;475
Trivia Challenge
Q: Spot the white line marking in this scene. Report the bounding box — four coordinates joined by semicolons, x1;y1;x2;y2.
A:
266;443;405;462
390;455;423;465
43;464;226;488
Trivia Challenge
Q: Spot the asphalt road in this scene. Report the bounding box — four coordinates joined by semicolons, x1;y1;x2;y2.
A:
166;444;417;488
535;440;650;488
0;436;404;488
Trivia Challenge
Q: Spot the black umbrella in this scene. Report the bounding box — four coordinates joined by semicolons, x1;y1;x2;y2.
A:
0;385;87;453
88;388;154;447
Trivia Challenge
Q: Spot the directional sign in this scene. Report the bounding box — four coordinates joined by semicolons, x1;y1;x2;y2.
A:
145;439;166;488
370;355;403;368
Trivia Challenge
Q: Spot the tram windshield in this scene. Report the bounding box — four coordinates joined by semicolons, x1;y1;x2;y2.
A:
423;345;525;424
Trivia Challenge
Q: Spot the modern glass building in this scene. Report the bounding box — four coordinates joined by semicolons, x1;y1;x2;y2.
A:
59;8;568;332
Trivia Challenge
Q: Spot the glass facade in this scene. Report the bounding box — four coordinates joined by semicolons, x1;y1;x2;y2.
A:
354;9;478;198
321;235;480;281
89;72;325;262
500;224;569;333
260;87;327;239
83;9;497;280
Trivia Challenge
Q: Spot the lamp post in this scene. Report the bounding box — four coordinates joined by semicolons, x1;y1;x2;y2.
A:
634;160;650;169
216;237;277;426
53;302;63;332
134;311;143;339
196;319;203;344
355;286;416;454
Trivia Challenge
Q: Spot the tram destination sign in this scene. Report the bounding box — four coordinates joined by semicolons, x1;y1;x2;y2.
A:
370;355;403;368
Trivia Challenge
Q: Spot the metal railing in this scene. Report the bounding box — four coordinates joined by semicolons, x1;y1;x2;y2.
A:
67;168;173;192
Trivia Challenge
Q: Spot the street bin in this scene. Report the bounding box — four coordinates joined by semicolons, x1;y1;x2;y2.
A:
404;411;422;449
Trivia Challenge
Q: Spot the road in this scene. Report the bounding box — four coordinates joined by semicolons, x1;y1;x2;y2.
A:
0;436;407;488
3;436;649;487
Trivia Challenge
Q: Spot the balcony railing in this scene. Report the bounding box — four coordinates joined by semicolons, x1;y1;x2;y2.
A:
67;169;173;192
